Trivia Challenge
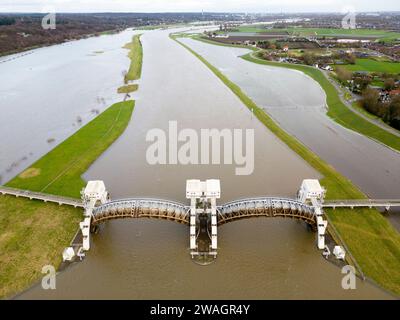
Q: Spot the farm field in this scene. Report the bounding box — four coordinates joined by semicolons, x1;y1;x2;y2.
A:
342;58;400;73
233;25;400;41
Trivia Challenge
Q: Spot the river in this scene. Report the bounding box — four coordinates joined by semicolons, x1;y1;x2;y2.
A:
13;28;393;299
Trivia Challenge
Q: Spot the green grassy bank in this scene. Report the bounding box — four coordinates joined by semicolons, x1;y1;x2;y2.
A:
1;100;134;299
242;54;400;153
6;100;134;198
123;34;143;83
0;197;82;299
118;84;139;94
172;35;400;295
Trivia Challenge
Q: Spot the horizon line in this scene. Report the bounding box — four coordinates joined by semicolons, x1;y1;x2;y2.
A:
1;10;400;14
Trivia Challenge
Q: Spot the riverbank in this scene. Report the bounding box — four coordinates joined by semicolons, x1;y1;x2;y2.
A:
0;196;82;299
6;100;134;198
193;35;400;152
242;53;400;153
0;100;134;299
124;34;143;83
173;35;400;296
118;84;138;94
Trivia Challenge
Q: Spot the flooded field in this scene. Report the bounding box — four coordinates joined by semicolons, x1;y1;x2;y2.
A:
15;29;393;299
0;29;139;183
179;38;400;200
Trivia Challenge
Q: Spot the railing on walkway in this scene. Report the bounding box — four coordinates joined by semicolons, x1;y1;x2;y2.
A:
0;186;83;208
323;199;400;209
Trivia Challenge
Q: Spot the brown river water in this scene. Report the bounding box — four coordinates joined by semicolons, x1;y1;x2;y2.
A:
15;28;394;299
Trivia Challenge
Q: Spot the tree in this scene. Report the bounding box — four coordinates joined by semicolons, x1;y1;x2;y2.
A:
345;53;356;64
384;78;395;91
303;52;316;66
336;66;352;83
261;52;274;61
353;75;372;92
388;95;400;129
257;40;271;49
0;17;15;26
361;87;381;116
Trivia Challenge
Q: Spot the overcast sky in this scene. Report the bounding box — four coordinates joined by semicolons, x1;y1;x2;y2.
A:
0;0;399;13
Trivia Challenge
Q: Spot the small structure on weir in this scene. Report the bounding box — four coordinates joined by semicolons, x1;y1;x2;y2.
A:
297;179;328;250
186;179;220;261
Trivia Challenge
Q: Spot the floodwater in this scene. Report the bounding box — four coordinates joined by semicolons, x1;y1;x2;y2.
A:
179;38;400;200
0;29;140;184
17;28;392;299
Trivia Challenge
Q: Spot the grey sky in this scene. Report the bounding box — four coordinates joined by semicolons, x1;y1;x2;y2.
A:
0;0;399;13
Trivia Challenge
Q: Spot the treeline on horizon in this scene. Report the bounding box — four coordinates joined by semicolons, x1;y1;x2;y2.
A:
2;12;400;56
0;12;223;56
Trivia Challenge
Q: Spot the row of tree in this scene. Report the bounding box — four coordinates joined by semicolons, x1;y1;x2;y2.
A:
301;52;356;66
336;66;399;93
257;40;283;50
257;41;358;67
0;17;15;26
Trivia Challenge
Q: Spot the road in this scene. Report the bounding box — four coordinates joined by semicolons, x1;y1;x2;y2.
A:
322;69;400;138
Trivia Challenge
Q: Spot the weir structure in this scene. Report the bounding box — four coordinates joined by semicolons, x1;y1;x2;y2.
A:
1;180;399;262
67;178;328;262
1;181;398;262
186;179;220;263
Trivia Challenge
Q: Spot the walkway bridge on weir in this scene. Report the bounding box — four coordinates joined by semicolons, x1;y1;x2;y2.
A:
0;185;83;208
1;180;399;263
323;200;400;211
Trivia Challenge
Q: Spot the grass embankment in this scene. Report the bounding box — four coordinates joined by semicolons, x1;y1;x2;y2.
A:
6;101;134;198
173;35;400;295
0;197;82;298
123;34;143;84
117;34;143;94
242;54;400;153
1;101;134;298
118;84;138;94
